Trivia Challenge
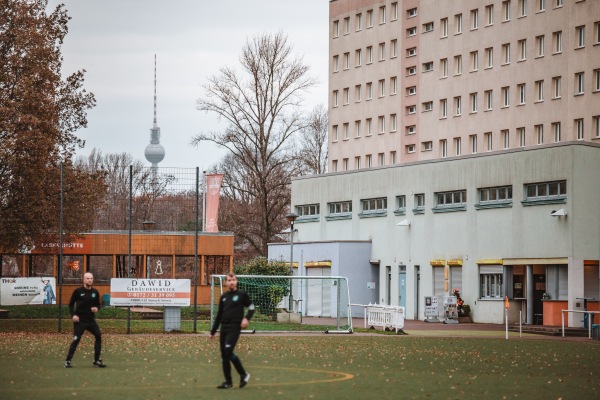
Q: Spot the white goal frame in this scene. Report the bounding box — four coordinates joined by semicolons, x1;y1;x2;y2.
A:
210;275;353;333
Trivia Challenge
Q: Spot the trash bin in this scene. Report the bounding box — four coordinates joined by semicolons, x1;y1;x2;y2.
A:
592;324;600;340
103;294;110;307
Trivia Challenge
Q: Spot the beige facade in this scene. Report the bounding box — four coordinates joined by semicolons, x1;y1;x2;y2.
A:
328;0;600;172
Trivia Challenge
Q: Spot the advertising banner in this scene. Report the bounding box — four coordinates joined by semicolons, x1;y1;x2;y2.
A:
0;277;57;305
110;278;190;306
205;173;224;232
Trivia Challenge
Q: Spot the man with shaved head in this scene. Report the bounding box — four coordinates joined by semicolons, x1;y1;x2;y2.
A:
64;272;106;368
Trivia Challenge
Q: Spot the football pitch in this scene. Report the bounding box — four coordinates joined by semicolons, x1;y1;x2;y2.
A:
1;333;599;400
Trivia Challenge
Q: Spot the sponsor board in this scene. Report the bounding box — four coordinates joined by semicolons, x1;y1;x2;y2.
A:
110;278;191;306
0;277;57;305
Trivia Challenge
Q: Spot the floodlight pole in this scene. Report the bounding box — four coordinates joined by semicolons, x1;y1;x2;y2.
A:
286;212;298;311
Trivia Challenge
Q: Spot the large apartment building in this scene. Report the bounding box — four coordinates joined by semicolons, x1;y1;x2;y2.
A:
328;0;600;171
268;0;599;327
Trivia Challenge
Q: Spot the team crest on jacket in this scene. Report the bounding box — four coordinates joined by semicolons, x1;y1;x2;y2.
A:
233;295;239;302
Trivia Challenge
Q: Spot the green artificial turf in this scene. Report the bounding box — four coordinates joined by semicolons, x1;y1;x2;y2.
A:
0;334;599;400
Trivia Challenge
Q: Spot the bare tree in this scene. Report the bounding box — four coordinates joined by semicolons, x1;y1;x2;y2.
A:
298;104;328;175
193;32;317;256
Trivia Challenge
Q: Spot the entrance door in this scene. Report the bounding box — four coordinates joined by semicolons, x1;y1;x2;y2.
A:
533;274;546;324
386;266;391;305
415;265;420;319
398;266;406;309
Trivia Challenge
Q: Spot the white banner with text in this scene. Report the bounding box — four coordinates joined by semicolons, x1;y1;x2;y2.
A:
110;278;191;306
0;277;57;306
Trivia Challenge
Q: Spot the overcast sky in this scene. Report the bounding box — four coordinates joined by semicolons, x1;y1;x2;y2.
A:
48;0;329;170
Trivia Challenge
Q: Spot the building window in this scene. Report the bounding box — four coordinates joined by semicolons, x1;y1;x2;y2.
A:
454;55;462;75
470;92;478;113
423;61;434;72
485;90;493;110
355;84;362;102
343;88;349;105
440;58;448;78
355;49;362;67
328;201;352;216
552;122;561;142
379;43;386;61
366;154;372;167
518;83;526;105
407;105;416;115
594;69;600;92
555;0;562;7
485;5;494;25
423;21;434;32
576;25;585;48
480;269;504;299
343;122;349;140
503;1;511;22
366;118;372;136
391;39;398;58
485;132;493;151
470;51;479;71
525;180;566;201
441;17;448;38
379;5;386;24
343;52;350;69
441;139;448;158
344;17;350;35
519;0;527;17
332;125;338;141
390;114;397;132
414;193;425;210
535;80;544;101
479;186;513;205
502;43;511;64
593;115;600;138
379;79;385;97
407;86;417;96
407;27;417;37
390;151;397;164
354;156;361;169
575;72;585;95
333;20;339;38
471;9;479;29
440;98;448;118
367;9;373;28
454;137;462;155
407;47;417;57
536;35;544;57
455;14;463;34
355;13;362;31
518;39;527;61
502;86;510;107
366;46;373;64
552;76;561;98
595;21;600;45
407;8;417;18
395;195;406;211
422;101;433;112
470;134;478;154
362;197;387;213
535;124;544;144
538;0;545;12
331;160;338;172
378;153;385;166
575;119;584;140
366;82;373;100
391;2;398;21
406;125;416;135
355;120;361;138
553;31;562;53
407;145;416;154
518;127;526;147
378;115;385;133
407;66;416;76
435;190;467;208
502;129;510;149
332;90;339;107
421;141;433;152
343;157;349;171
390;77;397;95
454;96;462;116
485;47;493;68
297;204;320;217
333;55;339;72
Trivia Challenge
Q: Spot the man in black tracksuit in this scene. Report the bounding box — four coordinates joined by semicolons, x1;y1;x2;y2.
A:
210;272;255;389
65;272;106;368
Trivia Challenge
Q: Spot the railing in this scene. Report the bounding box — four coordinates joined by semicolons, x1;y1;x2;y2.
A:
561;310;600;339
352;303;405;333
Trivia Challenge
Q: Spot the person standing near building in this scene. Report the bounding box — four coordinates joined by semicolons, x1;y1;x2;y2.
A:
64;272;106;368
210;272;254;389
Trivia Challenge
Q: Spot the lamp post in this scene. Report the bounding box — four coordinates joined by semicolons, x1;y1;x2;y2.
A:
285;212;298;311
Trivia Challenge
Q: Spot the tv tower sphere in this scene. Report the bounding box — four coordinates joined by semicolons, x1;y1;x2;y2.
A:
145;54;165;167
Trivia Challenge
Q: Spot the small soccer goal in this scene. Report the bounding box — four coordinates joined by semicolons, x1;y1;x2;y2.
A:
210;275;353;333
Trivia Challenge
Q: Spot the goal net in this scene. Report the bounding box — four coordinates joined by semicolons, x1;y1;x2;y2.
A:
210;275;353;333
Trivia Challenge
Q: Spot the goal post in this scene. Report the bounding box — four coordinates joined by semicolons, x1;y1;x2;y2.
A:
210;275;353;333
